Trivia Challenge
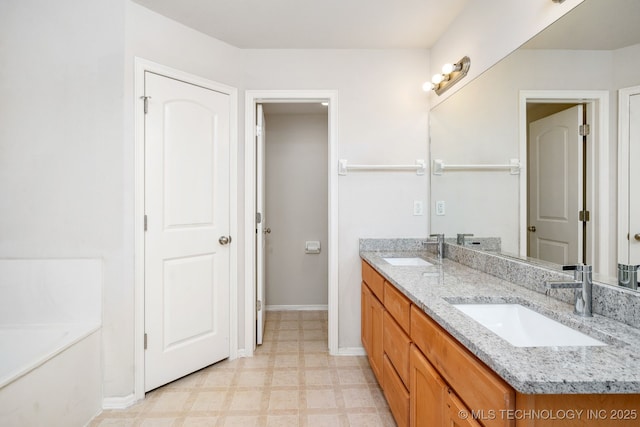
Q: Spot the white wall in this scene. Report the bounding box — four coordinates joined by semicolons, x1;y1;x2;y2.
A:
123;4;430;395
244;49;430;348
429;0;583;106
3;0;584;404
0;0;126;398
264;113;328;307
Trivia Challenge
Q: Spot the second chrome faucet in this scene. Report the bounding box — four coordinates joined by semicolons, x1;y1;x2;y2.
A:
423;234;444;262
545;264;593;317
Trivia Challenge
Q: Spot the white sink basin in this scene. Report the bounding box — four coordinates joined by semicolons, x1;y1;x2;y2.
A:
452;303;606;347
383;257;432;267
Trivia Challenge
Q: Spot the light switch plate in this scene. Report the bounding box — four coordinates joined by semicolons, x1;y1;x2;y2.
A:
436;200;446;216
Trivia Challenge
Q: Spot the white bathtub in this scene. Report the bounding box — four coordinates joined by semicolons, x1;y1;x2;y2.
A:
0;259;102;427
0;324;99;388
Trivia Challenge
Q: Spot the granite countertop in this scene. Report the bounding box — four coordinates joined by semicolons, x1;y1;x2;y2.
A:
360;250;640;395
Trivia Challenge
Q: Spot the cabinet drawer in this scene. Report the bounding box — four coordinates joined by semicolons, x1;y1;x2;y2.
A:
384;281;411;334
383;355;410;427
362;260;384;301
383;310;411;387
411;306;515;427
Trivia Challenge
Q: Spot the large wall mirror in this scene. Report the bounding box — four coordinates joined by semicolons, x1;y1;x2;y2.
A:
430;0;640;286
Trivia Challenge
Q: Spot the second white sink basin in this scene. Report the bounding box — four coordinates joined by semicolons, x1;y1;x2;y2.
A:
383;257;433;267
453;303;606;347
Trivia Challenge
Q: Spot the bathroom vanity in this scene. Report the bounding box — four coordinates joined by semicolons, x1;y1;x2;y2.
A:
360;239;640;427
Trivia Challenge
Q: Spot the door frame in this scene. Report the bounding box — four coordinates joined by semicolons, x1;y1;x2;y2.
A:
519;90;609;275
618;85;640;263
244;90;339;357
133;58;239;401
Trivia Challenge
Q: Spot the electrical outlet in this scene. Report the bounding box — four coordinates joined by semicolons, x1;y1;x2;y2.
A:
413;200;424;216
436;200;446;216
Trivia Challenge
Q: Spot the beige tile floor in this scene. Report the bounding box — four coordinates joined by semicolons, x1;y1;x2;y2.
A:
91;311;395;427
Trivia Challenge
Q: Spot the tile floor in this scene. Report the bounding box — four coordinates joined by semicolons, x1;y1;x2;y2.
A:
91;310;395;427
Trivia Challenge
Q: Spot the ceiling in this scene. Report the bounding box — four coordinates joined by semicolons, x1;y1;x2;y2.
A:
523;0;640;50
131;0;469;49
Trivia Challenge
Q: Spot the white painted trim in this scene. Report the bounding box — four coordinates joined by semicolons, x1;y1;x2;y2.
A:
336;347;367;356
618;85;640;264
235;349;249;358
102;394;137;410
518;90;609;275
265;305;329;311
133;57;238;401
244;90;339;357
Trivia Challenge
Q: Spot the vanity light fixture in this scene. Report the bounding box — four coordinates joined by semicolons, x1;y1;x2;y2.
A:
552;0;566;3
424;56;471;96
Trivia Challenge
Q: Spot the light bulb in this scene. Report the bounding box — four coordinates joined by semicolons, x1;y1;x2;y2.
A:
442;63;455;74
432;74;444;84
422;81;434;92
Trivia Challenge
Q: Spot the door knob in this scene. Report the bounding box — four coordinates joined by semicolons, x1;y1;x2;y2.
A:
635;233;640;241
264;227;271;234
218;235;232;245
528;226;536;232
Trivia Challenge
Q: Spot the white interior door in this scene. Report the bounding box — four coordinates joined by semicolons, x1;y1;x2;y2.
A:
528;105;583;265
144;71;230;392
256;104;267;345
629;93;640;264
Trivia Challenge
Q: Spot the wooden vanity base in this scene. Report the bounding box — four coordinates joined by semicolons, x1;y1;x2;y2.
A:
514;393;640;427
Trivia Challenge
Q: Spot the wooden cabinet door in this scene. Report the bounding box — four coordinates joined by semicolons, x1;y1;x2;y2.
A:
445;388;482;427
410;344;446;427
361;282;371;355
362;281;384;385
369;292;384;384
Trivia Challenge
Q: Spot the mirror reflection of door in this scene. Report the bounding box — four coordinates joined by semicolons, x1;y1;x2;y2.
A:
527;104;587;265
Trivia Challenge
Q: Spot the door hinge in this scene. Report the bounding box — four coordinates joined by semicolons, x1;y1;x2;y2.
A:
144;333;148;350
257;300;262;311
579;124;590;136
256;125;263;137
579;210;590;222
141;96;151;114
256;212;262;224
144;215;148;231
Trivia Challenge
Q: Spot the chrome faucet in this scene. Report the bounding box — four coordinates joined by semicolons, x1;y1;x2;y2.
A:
544;264;593;317
423;234;444;261
457;233;474;246
618;263;639;290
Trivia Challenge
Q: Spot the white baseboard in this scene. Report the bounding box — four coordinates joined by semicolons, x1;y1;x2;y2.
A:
102;393;138;409
235;349;249;358
265;304;328;311
334;346;366;356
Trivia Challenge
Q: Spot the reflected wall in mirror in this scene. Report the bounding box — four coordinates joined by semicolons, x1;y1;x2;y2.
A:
429;0;640;285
